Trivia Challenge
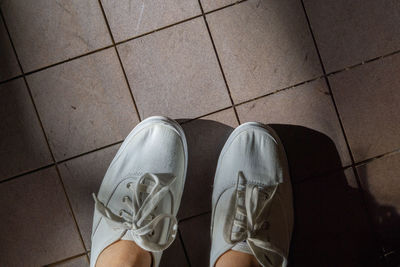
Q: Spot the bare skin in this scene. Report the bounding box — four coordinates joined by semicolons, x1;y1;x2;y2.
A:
96;240;151;267
95;241;259;267
215;250;260;267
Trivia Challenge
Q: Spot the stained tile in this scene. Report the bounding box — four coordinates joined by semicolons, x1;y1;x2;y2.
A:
0;167;84;266
290;168;381;266
179;108;238;219
329;54;400;162
159;232;189;267
206;0;322;103
118;18;231;120
1;0;111;72
59;145;120;249
0;18;20;81
52;255;89;267
0;79;52;181
304;0;400;73
179;213;211;267
357;152;400;253
237;79;351;181
101;0;201;42
200;0;237;12
27;48;139;161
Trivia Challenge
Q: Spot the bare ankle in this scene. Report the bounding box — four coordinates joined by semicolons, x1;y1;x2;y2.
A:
96;240;152;267
215;250;260;267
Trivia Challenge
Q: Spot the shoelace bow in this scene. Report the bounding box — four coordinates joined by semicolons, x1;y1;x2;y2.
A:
92;173;178;252
226;171;287;266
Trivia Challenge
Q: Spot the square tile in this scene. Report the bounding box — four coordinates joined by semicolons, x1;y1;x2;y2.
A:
179;213;211;267
329;54;400;162
356;152;400;253
237;79;351;181
27;48;139;161
179;108;238;219
52;255;89;267
200;0;237;12
290;168;381;266
0;167;84;266
0;17;20;81
118;18;231;120
0;78;52;181
101;0;201;42
1;0;111;72
206;0;322;103
59;145;120;249
304;0;400;73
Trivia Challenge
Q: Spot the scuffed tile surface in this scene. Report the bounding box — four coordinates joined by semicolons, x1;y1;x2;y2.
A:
357;152;400;253
27;48;139;161
200;0;237;12
101;0;201;42
118;18;231;119
59;144;120;249
179;108;238;219
1;0;111;72
0;167;84;266
206;0;322;103
304;0;400;72
329;53;400;162
237;79;351;180
0;18;20;81
0;79;52;181
52;256;89;267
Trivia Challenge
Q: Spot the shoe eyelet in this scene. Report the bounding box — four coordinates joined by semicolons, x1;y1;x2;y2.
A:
122;196;129;203
119;210;123;217
126;182;133;189
148;230;155;237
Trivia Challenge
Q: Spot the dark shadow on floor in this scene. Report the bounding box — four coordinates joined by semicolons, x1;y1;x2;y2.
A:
176;120;397;267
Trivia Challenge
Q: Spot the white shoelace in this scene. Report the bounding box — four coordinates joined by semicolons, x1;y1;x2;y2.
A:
93;173;178;252
225;172;287;266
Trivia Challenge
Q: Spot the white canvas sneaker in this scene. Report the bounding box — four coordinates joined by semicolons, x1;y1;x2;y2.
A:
210;122;294;267
90;116;188;267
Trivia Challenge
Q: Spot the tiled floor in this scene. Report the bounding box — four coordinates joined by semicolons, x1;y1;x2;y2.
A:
0;0;399;266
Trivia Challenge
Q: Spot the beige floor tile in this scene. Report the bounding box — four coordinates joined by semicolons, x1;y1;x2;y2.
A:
0;79;52;181
101;0;201;42
304;0;400;73
0;167;85;266
59;145;120;249
27;48;139;161
1;0;111;72
0;18;20;81
179;108;238;219
206;0;322;103
237;79;351;180
200;0;237;12
357;152;400;252
118;18;231;120
329;53;400;162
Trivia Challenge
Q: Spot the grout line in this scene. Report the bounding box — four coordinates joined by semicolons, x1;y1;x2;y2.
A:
43;252;88;266
0;163;56;185
299;0;385;256
179;210;211;223
56;139;124;165
0;8;88;253
96;0;142;122
179;105;233;125
178;229;192;267
354;148;400;168
233;75;325;107
203;0;249;15
196;0;241;125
